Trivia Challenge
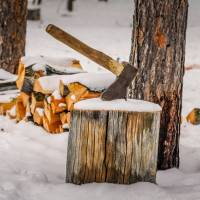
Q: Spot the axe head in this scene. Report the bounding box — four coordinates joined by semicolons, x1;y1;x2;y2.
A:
101;62;137;101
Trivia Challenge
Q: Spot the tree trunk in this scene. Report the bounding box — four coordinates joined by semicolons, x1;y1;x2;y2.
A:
66;99;161;184
129;0;188;169
67;0;74;12
0;0;28;74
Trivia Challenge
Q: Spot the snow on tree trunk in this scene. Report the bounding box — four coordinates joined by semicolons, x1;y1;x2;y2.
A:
0;0;28;74
129;0;188;169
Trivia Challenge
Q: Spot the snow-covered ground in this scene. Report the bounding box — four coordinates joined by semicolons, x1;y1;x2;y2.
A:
1;0;200;199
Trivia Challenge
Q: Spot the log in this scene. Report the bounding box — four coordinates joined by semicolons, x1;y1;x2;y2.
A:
66;98;161;185
43;115;62;134
65;82;88;110
20;92;30;108
33;108;44;125
16;97;26;122
186;108;200;125
60;112;71;125
44;99;60;123
0;100;16;115
0;81;17;92
30;92;45;114
7;105;16;119
59;80;70;97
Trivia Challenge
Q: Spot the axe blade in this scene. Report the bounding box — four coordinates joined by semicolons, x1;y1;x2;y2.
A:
101;62;137;101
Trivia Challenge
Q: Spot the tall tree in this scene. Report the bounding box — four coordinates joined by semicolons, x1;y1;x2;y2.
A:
0;0;28;74
129;0;188;169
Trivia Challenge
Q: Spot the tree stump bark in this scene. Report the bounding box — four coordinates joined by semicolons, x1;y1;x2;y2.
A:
66;98;161;185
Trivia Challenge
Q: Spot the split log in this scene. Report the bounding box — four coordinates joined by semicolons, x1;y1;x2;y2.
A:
0;100;16;115
186;108;200;125
20;92;30;107
59;81;70;97
7;105;16;119
30;92;45;114
43;115;62;134
33;108;44;125
60;112;71;125
44;99;60;123
16;63;45;91
66;98;161;184
0;81;17;92
16;97;26;122
65;82;88;110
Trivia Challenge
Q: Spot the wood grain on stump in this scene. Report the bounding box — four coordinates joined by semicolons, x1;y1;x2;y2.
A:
66;98;161;185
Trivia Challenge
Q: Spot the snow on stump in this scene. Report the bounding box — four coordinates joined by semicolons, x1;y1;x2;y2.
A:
66;98;161;185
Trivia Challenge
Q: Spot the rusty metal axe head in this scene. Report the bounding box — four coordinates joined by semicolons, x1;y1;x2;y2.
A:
101;62;137;101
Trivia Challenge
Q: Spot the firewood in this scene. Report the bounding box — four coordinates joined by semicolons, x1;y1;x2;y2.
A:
186;108;200;125
0;81;17;92
6;105;16;119
80;91;101;100
51;98;67;114
20;77;34;94
16;62;45;92
0;100;16;115
25;101;33;122
43;115;62;134
59;80;70;97
33;108;44;126
30;92;45;114
16;97;26;122
65;83;88;110
44;99;60;123
20;92;30;108
60;112;71;124
33;79;52;95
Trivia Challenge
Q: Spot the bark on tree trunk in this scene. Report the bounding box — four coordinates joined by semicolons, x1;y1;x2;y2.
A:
0;0;28;74
129;0;188;169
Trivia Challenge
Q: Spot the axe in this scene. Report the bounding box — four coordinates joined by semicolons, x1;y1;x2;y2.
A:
46;24;137;101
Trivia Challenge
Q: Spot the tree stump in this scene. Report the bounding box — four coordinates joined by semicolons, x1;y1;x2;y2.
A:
66;98;161;185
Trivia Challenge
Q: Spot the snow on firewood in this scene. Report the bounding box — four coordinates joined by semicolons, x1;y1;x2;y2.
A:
52;90;62;100
36;72;116;93
74;98;161;112
0;93;19;103
35;108;44;117
0;69;17;81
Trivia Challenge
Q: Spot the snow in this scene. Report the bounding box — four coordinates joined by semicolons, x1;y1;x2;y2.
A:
75;98;162;112
21;56;85;74
0;69;17;80
0;0;200;199
0;93;18;103
38;72;116;92
36;108;44;117
59;103;66;108
7;105;16;116
52;90;62;100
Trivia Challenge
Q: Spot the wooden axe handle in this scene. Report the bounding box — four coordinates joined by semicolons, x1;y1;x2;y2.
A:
46;24;124;76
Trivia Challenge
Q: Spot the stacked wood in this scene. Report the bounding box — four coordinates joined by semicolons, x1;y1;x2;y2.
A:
0;56;115;134
66;98;161;184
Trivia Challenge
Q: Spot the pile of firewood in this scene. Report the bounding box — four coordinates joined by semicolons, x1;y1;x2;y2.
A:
0;56;115;134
